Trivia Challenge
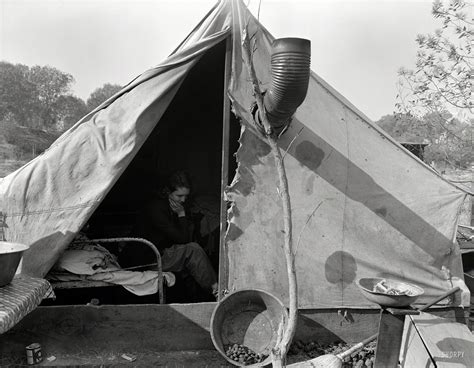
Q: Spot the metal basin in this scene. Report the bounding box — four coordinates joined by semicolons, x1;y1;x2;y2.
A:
0;242;29;287
210;289;288;367
357;277;424;307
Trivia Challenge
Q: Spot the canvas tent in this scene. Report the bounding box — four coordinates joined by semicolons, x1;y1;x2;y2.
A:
0;0;470;308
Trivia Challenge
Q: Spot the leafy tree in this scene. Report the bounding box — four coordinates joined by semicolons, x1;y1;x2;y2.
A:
376;112;472;168
397;0;472;114
377;113;429;142
0;62;39;127
55;95;89;131
0;61;90;167
28;65;75;129
86;83;122;111
0;62;77;130
396;0;472;168
422;112;472;168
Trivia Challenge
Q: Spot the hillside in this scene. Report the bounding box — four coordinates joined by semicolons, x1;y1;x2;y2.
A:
0;125;60;178
0;139;27;178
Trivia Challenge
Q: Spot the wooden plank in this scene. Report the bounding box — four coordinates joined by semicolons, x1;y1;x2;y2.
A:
410;312;474;367
1;305;381;356
0;303;217;355
50;280;114;289
423;307;470;324
218;35;232;300
295;308;380;343
399;317;435;367
374;310;406;367
385;308;419;315
294;307;465;345
1;304;468;364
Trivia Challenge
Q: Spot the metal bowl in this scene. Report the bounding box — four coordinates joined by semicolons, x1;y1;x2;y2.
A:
210;289;288;367
0;242;29;287
357;277;424;307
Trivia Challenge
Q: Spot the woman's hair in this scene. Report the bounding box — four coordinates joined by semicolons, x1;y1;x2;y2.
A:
164;170;192;193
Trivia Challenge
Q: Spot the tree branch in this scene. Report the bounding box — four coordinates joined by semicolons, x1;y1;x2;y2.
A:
242;27;298;367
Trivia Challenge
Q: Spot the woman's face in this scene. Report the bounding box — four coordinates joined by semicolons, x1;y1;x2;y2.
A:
169;186;190;204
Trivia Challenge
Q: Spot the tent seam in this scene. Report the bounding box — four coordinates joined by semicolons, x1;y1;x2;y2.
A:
5;202;97;217
341;107;351;307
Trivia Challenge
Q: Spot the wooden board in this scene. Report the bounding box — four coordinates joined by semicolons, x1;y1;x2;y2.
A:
295;307;466;345
0;304;469;367
399;316;436;368
407;312;474;367
0;303;217;355
374;310;406;367
218;35;232;300
295;308;380;343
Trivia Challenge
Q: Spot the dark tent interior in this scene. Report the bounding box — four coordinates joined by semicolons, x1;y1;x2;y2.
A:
44;39;241;305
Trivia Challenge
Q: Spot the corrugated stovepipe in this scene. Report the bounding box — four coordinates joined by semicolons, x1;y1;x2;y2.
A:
263;37;311;130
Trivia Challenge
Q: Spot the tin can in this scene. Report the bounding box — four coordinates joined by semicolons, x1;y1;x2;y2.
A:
26;343;42;365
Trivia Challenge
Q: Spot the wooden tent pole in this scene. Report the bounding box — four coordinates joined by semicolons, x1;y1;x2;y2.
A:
242;28;297;367
218;35;233;300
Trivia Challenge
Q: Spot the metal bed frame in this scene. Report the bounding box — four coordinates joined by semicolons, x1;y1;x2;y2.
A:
49;237;165;304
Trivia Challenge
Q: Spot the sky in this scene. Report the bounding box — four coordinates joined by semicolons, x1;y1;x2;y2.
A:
0;0;442;121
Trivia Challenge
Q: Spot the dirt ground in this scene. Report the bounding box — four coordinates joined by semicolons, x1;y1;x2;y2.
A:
0;350;235;368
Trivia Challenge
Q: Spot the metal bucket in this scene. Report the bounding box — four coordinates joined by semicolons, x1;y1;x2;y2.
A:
0;242;29;287
210;289;288;367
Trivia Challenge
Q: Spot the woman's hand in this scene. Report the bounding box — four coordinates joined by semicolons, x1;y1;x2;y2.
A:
169;198;185;217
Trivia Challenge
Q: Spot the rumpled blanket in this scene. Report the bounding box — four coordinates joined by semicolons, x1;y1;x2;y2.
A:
49;237;174;296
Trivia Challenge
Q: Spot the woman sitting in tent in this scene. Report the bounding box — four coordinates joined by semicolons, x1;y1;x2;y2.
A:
121;170;218;302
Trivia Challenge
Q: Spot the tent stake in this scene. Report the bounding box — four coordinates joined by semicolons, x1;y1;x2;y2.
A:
242;27;297;368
